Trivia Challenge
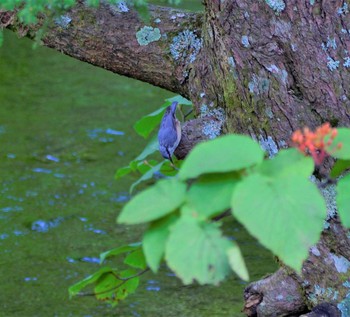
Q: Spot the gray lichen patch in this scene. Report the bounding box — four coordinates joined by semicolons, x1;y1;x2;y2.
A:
265;0;286;14
265;106;274;119
337;281;350;315
308;285;340;306
170;12;186;21
117;1;129;12
136;26;161;46
241;35;250;48
338;3;349;16
228;56;238;80
200;104;225;139
265;64;288;85
248;75;270;96
310;246;321;257
54;15;72;29
259;135;278;158
170;30;203;64
109;1;129;14
330;253;350;273
309;176;337;229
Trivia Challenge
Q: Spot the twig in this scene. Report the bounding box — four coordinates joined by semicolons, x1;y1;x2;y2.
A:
76;268;150;297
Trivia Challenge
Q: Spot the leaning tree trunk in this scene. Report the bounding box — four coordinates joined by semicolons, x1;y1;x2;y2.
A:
1;0;350;315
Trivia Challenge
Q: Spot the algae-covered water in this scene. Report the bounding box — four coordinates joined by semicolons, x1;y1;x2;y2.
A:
0;9;277;317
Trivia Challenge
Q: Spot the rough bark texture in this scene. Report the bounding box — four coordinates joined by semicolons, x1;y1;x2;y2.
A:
189;0;350;146
2;1;350;316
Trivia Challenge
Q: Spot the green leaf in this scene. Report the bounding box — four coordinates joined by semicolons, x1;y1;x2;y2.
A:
143;214;178;272
227;244;249;281
256;148;314;178
69;267;113;298
330;128;350;160
134;134;159;161
231;173;326;272
95;269;140;304
130;161;165;194
336;173;350;228
100;243;141;264
124;248;147;269
94;272;120;304
330;159;350;178
160;159;183;176
134;106;168;139
179;134;265;180
115;165;132;180
165;216;232;285
166;95;192;106
136;159;158;174
118;178;186;224
187;173;239;219
115;269;140;299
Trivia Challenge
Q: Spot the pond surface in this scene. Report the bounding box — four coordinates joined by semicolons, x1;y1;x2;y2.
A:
0;10;277;317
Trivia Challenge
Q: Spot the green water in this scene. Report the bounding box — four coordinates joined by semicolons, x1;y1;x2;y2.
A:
0;18;277;317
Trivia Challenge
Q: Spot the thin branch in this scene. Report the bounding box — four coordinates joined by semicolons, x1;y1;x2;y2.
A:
76;268;150;297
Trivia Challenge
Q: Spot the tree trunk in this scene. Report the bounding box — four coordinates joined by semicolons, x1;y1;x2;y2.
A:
2;1;350;315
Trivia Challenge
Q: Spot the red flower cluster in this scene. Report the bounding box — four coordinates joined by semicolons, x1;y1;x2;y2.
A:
291;123;342;166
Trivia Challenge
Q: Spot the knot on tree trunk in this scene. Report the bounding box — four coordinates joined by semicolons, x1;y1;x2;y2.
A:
243;269;307;316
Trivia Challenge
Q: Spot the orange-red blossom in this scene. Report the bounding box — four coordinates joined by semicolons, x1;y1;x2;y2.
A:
291;123;342;166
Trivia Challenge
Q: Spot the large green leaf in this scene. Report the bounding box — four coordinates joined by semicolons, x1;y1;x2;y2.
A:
336;173;350;228
329;128;350;160
118;178;186;224
187;173;239;219
100;243;141;263
256;148;314;178
231;173;326;272
179;134;265;180
143;214;178;272
227;244;249;281
165;216;232;285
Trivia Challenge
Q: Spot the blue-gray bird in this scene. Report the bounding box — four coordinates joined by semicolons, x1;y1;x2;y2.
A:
158;101;181;164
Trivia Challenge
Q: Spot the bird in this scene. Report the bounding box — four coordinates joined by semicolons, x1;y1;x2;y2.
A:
158;101;181;164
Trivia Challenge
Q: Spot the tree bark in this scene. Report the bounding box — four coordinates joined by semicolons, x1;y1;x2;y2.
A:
0;2;202;97
2;1;350;316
